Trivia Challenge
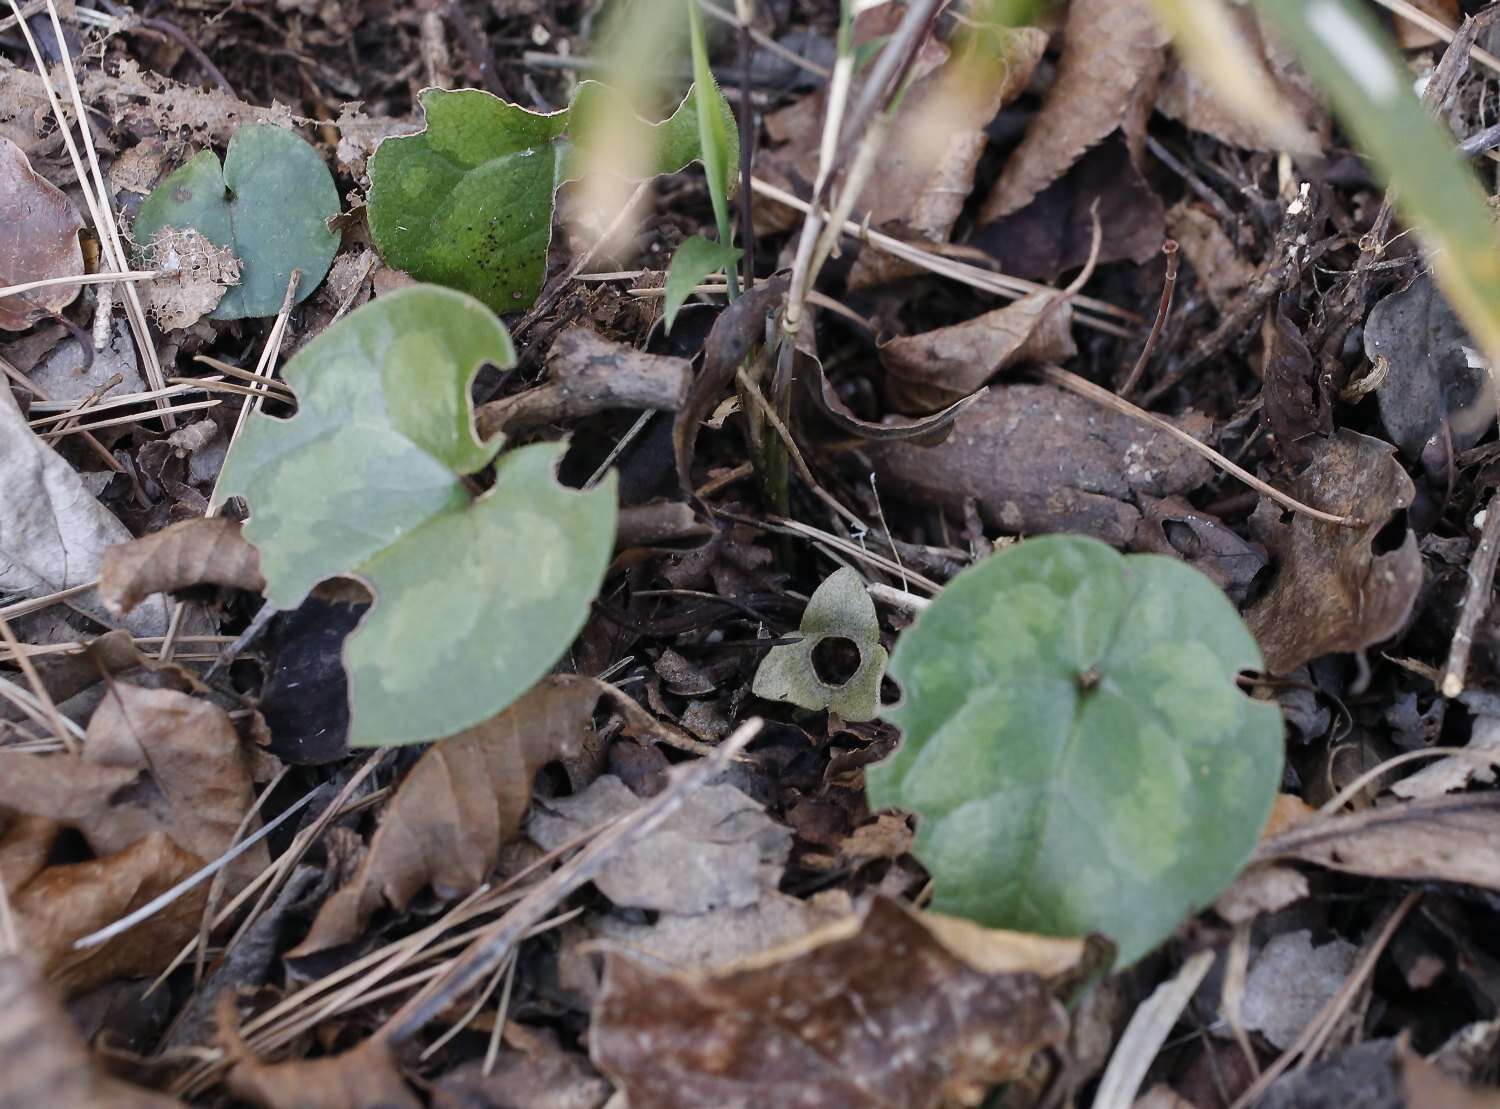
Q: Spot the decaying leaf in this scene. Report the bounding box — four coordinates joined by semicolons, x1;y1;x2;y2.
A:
1165;201;1255;312
221;1003;420;1109
1262;293;1327;469
1240;930;1359;1050
979;0;1168;223
1365;274;1494;460
1256;793;1500;891
137;226;242;330
799;343;978;444
292;676;608;955
880;291;1077;414
752;567;888;721
593;890;855;974
1131;495;1267;603
592;897;1078;1109
0;682;264;992
432;1026;610;1109
0;955;183;1108
1401;1052;1500;1109
0;135;84;331
1391;703;1500;800
100;516;265;617
14;832;206;997
0;383;169;634
27;318;146;405
1246;430;1422;674
871;384;1213;548
527;774;790;915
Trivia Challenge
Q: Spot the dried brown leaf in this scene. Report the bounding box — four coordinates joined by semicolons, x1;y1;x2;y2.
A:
432;1026;610;1109
292;675;606;955
0;954;183;1108
0;136;84;330
1131;494;1267;602
879;291;1076;414
1256;794;1500;891
800;344;979;443
1165;201;1255;312
1246;430;1422;674
871;384;1212;547
15;831;206;995
100;516;265;618
221;1001;420;1109
1262;293;1327;469
592;897;1075;1109
979;0;1168;223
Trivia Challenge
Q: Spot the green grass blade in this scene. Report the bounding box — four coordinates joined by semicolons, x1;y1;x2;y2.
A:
685;0;739;297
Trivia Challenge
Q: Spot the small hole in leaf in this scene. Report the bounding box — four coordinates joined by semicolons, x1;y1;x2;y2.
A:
1371;509;1409;555
811;635;862;688
1162;519;1201;559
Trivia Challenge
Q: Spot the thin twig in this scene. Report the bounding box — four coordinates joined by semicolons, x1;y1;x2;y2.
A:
1442;491;1500;697
0;270;159;301
0;612;74;754
71;785;328;950
1119;241;1180;396
1370;0;1500;77
39;399;221;439
1227;893;1419;1108
1042;367;1357;527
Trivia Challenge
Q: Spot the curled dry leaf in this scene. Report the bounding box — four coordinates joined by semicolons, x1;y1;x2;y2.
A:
592;897;1079;1109
1256;793;1500;891
100;516;265;617
0;384;169;634
220;999;420;1109
1131;495;1267;603
1246;430;1422;674
0;954;183;1108
292;675;608;955
674;275;788;498
1391;707;1500;801
1262;293;1327;469
0;135;84;331
871;384;1213;548
475;326;691;439
0;682;265;993
979;0;1168;224
800;343;979;445
879;290;1076;414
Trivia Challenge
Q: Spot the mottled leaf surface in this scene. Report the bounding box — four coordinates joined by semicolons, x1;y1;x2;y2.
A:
867;535;1283;966
368;82;737;313
132;125;339;319
216;286;616;746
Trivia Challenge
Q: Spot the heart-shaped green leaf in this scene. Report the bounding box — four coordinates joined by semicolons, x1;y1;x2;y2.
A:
215;285;616;747
866;535;1283;966
133;125;340;319
367;81;737;313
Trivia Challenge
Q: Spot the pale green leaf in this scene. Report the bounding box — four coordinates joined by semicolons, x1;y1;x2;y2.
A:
685;0;737;255
866;535;1283;966
132;125;340;319
216;285;617;747
663;234;742;332
1252;0;1500;373
753;567;887;721
367;81;737;313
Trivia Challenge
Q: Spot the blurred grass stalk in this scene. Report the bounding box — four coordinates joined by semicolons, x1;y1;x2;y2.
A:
1152;0;1500;382
565;0;687;261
